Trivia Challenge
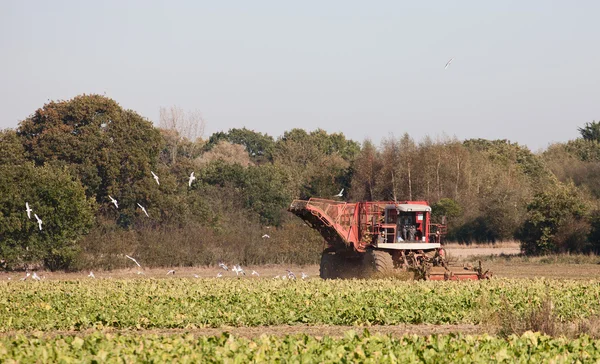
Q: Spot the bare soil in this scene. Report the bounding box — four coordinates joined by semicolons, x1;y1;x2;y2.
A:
3;242;599;281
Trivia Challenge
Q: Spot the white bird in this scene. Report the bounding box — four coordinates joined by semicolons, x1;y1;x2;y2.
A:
218;262;229;271
32;272;41;281
216;272;223;278
108;195;118;209
26;202;32;219
125;255;142;268
21;272;30;281
193;274;199;278
88;271;95;279
282;275;287;280
151;171;160;185
301;272;308;280
137;271;145;275
274;275;280;279
251;270;259;276
188;171;196;187
286;270;296;280
232;265;246;276
137;203;149;217
34;214;42;231
444;58;454;70
262;234;270;239
334;188;344;197
166;270;175;275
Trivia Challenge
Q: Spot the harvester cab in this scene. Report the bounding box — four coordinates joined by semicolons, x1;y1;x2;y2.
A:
288;198;490;281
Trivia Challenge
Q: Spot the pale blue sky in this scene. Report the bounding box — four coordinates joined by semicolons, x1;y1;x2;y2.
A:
1;1;598;150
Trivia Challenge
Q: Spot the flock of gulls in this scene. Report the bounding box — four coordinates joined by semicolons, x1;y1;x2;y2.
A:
18;169;309;281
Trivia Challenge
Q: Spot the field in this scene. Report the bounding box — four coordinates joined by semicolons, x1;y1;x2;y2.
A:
4;245;600;362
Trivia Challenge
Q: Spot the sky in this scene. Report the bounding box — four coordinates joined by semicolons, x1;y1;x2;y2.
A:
1;1;598;151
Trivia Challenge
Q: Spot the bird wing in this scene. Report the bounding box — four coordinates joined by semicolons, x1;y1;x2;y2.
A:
125;255;142;267
151;171;157;178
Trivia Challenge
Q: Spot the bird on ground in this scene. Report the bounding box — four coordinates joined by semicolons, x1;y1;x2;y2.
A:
88;271;95;279
32;272;41;281
218;262;229;271
151;171;160;185
166;270;175;275
137;271;144;275
21;272;30;281
251;270;259;276
262;234;270;239
108;195;118;209
137;203;149;217
216;272;223;278
334;188;344;197
26;202;32;219
125;255;142;268
193;274;199;278
444;58;454;70
34;214;42;231
301;272;308;280
286;270;296;280
188;172;196;187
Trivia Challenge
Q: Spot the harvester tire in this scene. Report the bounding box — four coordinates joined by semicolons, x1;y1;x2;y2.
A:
366;249;394;275
320;252;341;279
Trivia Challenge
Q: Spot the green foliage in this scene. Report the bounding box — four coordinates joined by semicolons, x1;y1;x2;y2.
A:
17;94;163;222
0;163;94;270
2;278;600;331
578;121;600;142
1;331;599;363
517;184;590;254
273;129;357;199
206;128;275;163
0;129;27;165
431;198;462;219
197;160;291;225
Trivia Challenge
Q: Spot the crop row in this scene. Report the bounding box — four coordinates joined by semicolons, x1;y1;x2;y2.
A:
2;331;600;363
1;278;600;331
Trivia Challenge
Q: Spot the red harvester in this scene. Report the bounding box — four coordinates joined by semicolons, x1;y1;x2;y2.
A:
289;198;490;280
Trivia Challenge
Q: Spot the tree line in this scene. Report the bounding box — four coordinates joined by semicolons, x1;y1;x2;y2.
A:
1;94;599;270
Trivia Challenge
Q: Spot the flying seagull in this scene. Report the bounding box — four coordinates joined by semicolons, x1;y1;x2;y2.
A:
21;272;30;281
188;171;196;187
88;271;96;279
262;234;270;239
32;272;41;281
125;255;142;268
34;214;42;231
108;195;118;209
166;270;175;275
137;203;149;217
251;270;259;276
216;272;223;278
334;188;344;197
193;274;200;278
218;262;229;271
232;265;246;276
301;272;308;280
151;171;160;185
444;58;454;70
25;202;32;219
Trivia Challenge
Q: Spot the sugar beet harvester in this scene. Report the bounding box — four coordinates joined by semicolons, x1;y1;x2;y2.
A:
289;198;490;280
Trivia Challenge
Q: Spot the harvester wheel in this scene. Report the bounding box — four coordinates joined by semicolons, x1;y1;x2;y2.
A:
320;252;342;279
366;249;394;276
